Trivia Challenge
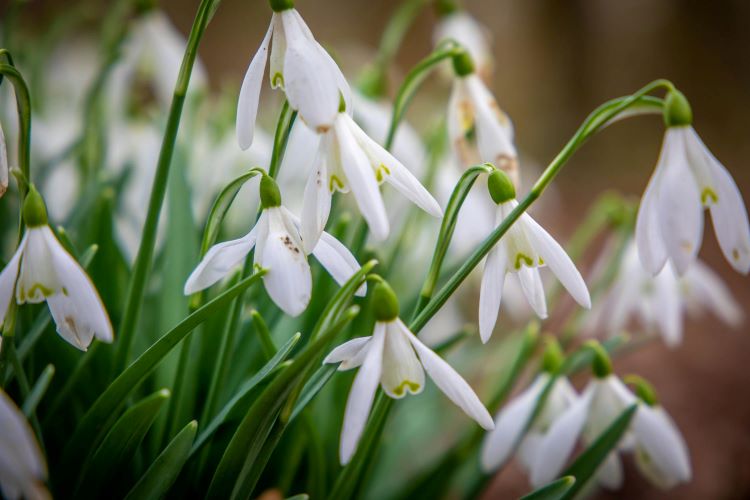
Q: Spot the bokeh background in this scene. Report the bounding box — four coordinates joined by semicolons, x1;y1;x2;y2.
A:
8;0;750;498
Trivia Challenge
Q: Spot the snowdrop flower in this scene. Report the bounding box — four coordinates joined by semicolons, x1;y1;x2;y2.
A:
0;122;7;198
0;389;49;500
585;241;743;348
236;0;351;149
447;52;518;186
185;175;364;317
0;186;113;351
636;89;750;275
479;171;591;342
530;344;636;490
481;340;577;473
301;110;442;248
324;280;493;464
433;0;493;82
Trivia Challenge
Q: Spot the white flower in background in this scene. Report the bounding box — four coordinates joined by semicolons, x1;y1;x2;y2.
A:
236;0;351;149
0;187;113;351
324;281;493;464
185;175;364;317
447;52;518;185
0;389;49;500
479;171;590;342
636;90;750;276
301;111;442;248
0;122;7;198
481;341;577;473
433;1;493;82
585;241;743;348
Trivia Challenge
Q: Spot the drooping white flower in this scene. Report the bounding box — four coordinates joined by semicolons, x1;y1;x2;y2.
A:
479;171;590;342
0;187;113;351
184;175;364;317
324;281;493;464
433;5;493;82
0;121;7;198
236;1;351;149
0;389;49;500
636;91;750;276
585;241;743;348
301;111;442;249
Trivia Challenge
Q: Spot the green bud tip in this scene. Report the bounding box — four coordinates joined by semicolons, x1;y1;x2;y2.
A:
259;175;282;209
541;336;565;373
584;340;613;378
23;185;48;228
435;0;459;17
624;374;659;407
452;50;475;77
487;169;516;204
269;0;294;12
372;280;400;322
663;89;693;128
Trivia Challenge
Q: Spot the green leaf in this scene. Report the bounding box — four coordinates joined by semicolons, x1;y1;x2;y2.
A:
21;364;54;417
520;476;576;500
75;389;170;499
288;363;337;423
124;420;198;500
560;404;638;499
57;271;265;494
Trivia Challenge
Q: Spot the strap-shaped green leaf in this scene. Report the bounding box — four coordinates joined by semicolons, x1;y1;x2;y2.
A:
287;363;337;423
520;476;576;500
124;420;198;500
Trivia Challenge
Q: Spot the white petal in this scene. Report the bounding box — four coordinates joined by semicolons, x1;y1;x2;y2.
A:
259;208;311;317
0;238;25;327
478;244;507;343
523;215;591;308
311;230;365;297
16;228;61;304
0;122;8;198
300;142;332;253
516;266;548;319
335;116;390;240
324;336;372;371
183;225;258;294
236;20;273;150
683;260;743;327
653;266;683;347
530;383;594;487
44;228;113;348
340;322;385;465
404;320;494;430
596;452;624;490
480;374;548;473
632;405;691;489
380;322;425;398
269;14;286;88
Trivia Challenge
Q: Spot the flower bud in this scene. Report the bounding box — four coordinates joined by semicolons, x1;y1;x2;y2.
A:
624;374;659;407
372;280;400;322
269;0;294;12
487;169;516;204
585;340;613;378
259;175;282;209
452;50;475;77
541;336;565;373
663;89;692;128
435;0;459;17
22;185;48;228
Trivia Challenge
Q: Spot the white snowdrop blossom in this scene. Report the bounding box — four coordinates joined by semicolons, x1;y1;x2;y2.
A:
433;9;493;82
0;188;113;351
636;92;750;275
185;176;364;317
481;371;577;473
479;172;591;342
0;389;49;500
236;2;351;149
585;241;743;348
0;121;7;198
301;111;442;249
324;281;493;465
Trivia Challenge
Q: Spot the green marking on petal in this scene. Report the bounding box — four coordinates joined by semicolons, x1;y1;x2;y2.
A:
514;253;534;270
392;380;420;397
329;175;345;192
24;283;55;299
700;187;718;205
375;164;391;183
271;72;284;88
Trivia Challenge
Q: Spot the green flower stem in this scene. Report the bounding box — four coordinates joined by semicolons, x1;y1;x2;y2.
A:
114;0;220;373
267;100;297;180
0;62;31;197
251;310;279;360
7;341;45;452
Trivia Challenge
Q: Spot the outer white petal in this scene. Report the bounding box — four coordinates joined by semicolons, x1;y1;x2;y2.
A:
480;374;548;473
311;230;365;297
324;336;372;371
184;225;258;294
44;228;113;347
335;116;390;240
0;390;48;500
380;322;425;398
478;243;507;343
632;405;691;489
516;266;548;319
683;260;743;327
0;122;7;197
236;20;273;150
404;320;494;430
0;237;25;326
596;452;624;490
530;383;594;487
340;322;385;465
523;214;591;308
259;208;312;317
301;142;332;253
16;228;61;304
